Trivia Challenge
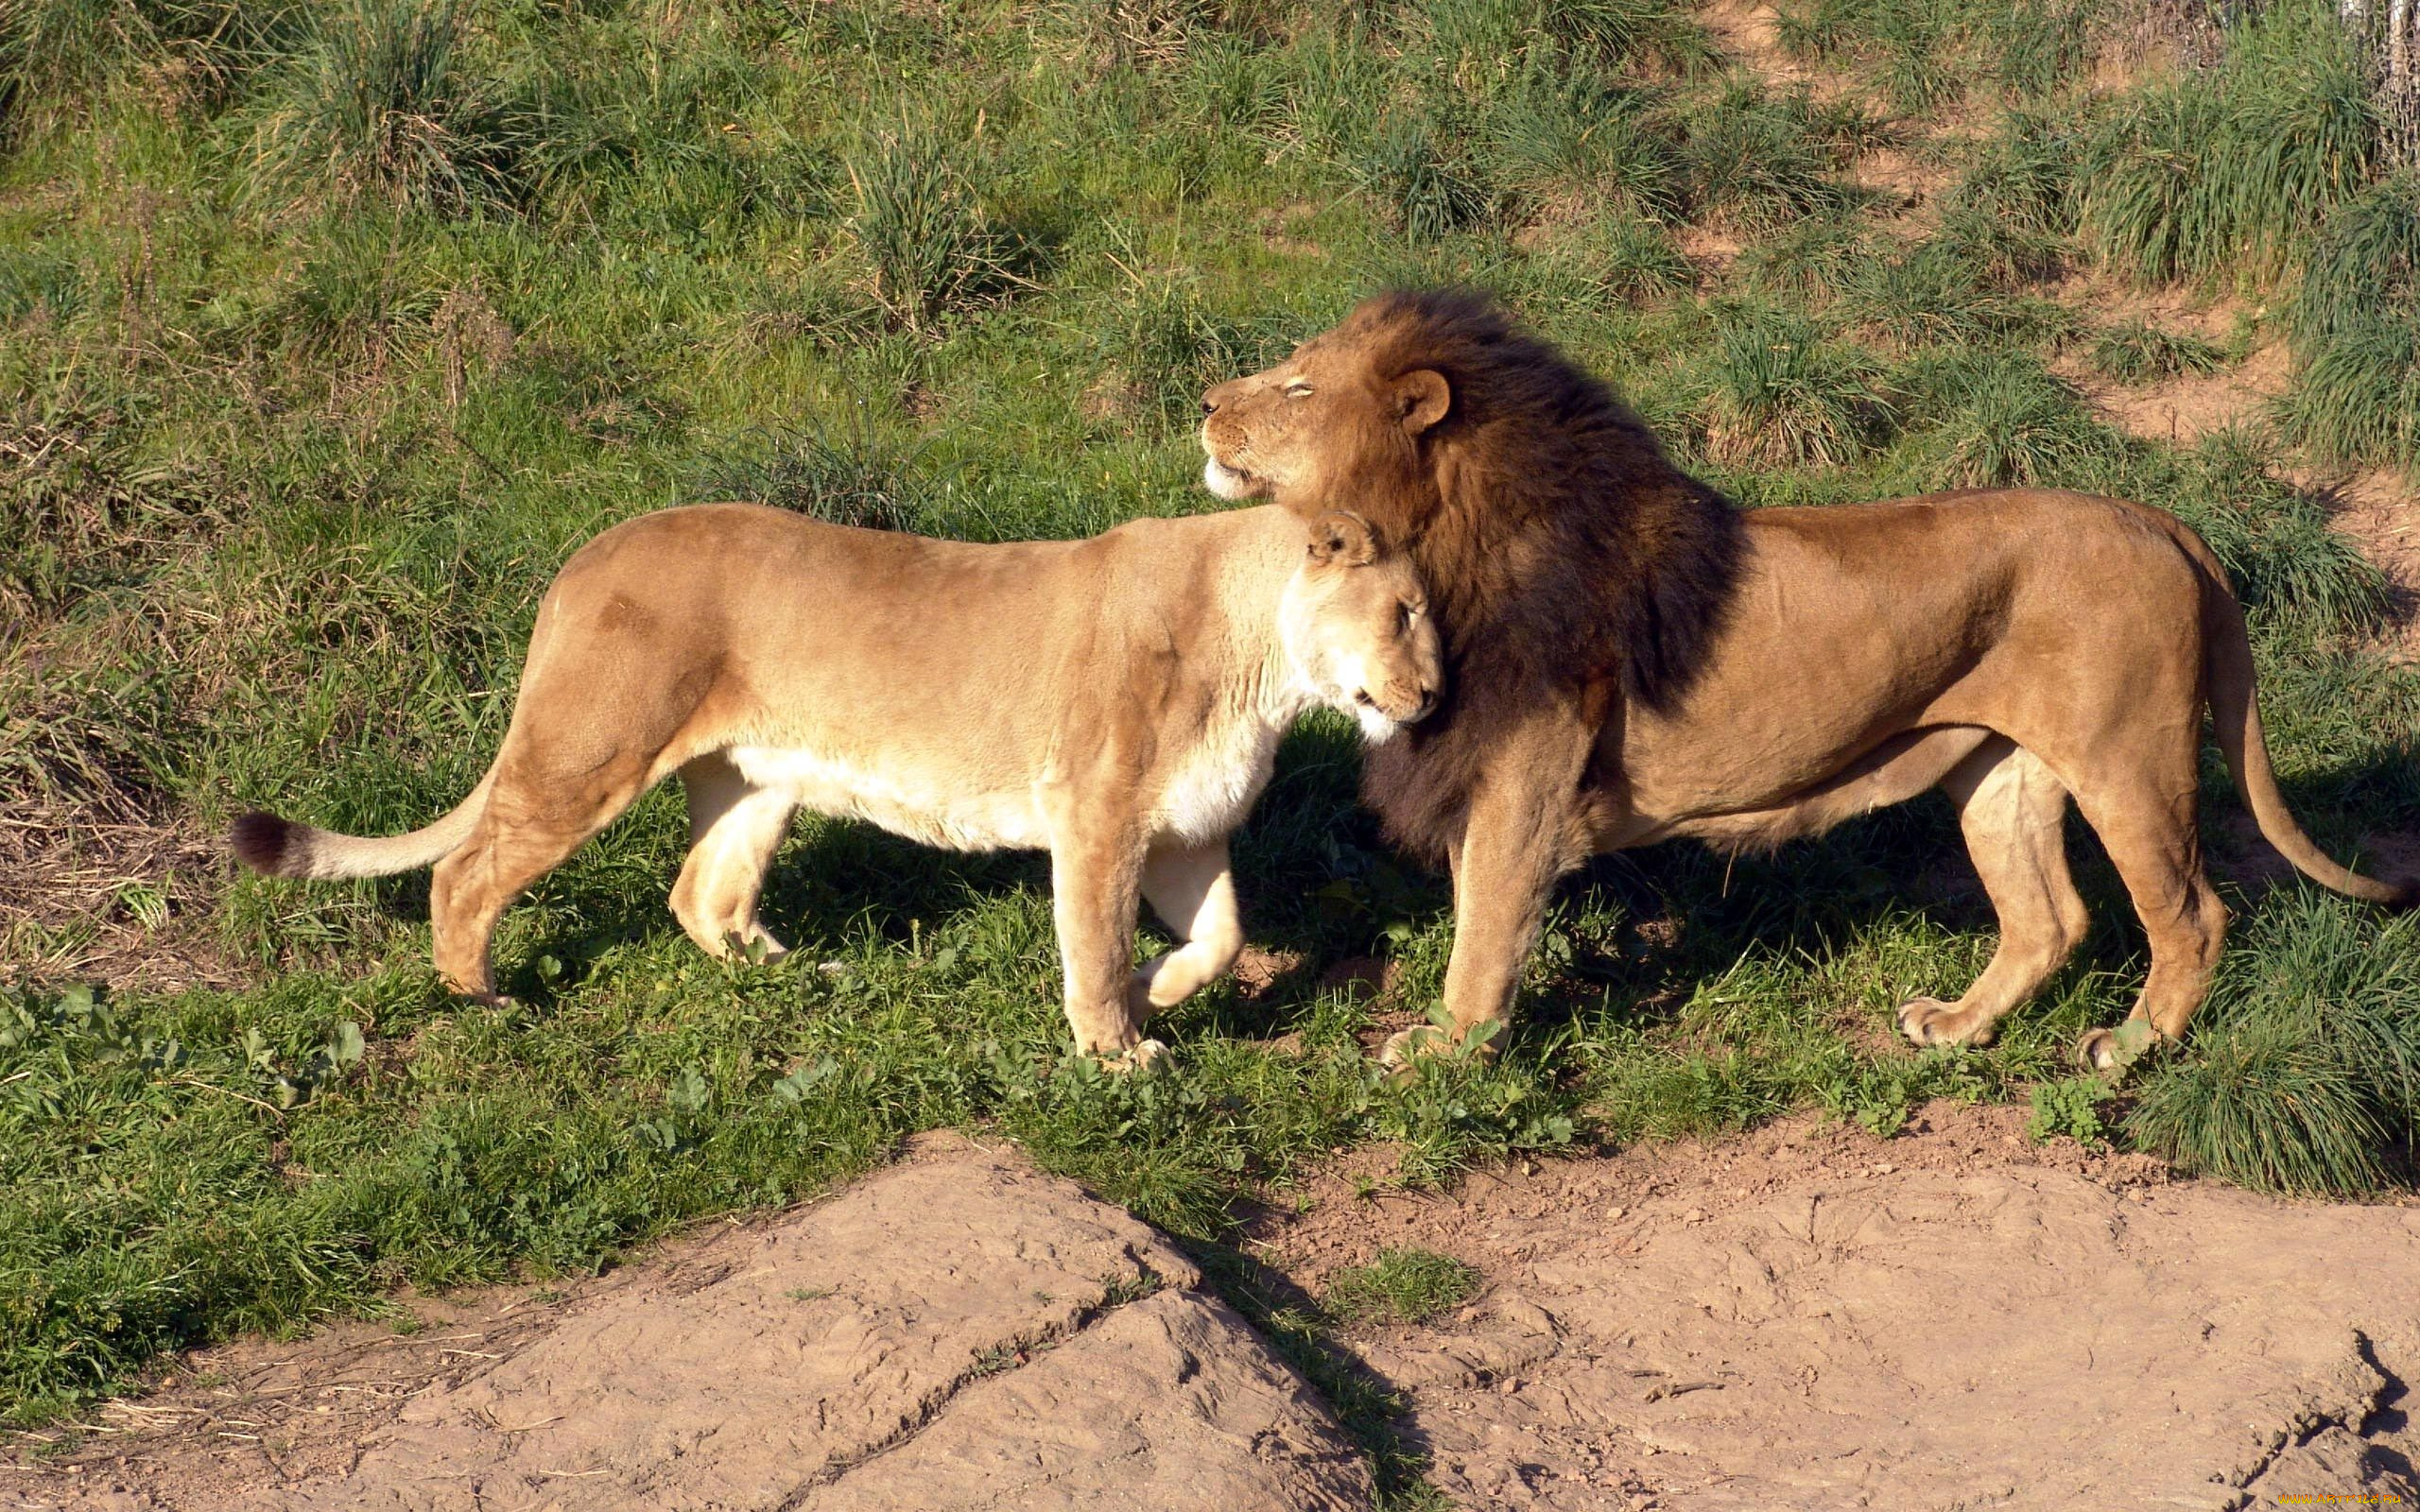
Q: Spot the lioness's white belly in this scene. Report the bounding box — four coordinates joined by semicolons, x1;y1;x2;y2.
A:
727;746;1050;851
725;710;1286;854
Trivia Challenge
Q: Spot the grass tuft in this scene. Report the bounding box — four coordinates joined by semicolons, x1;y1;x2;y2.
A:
1322;1246;1482;1326
243;0;529;215
689;427;936;534
2279;176;2420;468
2129;896;2420;1196
1701;307;1892;467
1902;350;2123;488
1678;80;1860;232
1353;111;1499;241
2088;319;2227;384
843;115;1024;336
2080;4;2376;286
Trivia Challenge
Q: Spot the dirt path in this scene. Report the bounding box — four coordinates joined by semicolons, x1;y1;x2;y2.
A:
15;1108;2420;1510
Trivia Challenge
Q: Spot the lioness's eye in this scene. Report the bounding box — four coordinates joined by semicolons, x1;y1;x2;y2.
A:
1285;382;1314;399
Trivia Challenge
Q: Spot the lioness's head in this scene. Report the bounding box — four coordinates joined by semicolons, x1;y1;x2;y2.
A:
1199;300;1449;517
1280;510;1442;741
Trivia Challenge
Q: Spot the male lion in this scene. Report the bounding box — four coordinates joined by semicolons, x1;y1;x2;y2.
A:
232;503;1441;1061
1201;290;2409;1068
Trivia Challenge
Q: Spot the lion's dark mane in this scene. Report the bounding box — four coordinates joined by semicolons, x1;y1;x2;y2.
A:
1340;288;1744;858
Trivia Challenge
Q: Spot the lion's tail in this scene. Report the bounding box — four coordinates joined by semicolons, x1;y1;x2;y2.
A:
2179;524;2412;908
230;771;493;882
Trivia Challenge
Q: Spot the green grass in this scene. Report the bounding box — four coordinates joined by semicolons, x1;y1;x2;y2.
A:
2;0;2417;1469
2129;891;2420;1194
1900;349;2124;487
1322;1246;1483;1326
2279;175;2420;468
2080;4;2376;287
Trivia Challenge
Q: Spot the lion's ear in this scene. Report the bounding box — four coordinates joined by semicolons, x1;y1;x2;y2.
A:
1393;369;1450;434
1306;510;1379;568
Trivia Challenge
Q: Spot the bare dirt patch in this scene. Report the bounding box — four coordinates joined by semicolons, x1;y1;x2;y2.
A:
2047;280;2284;449
1252;1101;2420;1509
2083;340;2291;450
2306;467;2420;667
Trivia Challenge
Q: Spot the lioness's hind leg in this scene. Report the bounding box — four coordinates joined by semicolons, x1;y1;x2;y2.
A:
1133;840;1243;1014
1900;740;2089;1051
671;754;796;961
430;759;652;1001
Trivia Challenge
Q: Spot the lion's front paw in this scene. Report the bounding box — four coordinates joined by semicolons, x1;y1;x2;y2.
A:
1896;997;1991;1049
1375;1017;1503;1083
2077;1019;2157;1077
1376;1024;1447;1080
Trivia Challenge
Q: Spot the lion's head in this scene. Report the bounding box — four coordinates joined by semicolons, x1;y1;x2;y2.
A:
1280;510;1443;741
1199;309;1448;514
1201;290;1744;855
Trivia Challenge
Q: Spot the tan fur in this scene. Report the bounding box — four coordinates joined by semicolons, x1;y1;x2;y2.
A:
1204;321;2407;1069
232;503;1441;1057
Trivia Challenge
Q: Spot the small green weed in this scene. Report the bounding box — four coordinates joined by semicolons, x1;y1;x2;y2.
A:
2025;1075;2111;1145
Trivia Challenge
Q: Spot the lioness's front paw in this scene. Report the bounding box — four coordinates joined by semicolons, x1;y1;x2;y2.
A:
1103;1039;1169;1074
1896;997;1991;1049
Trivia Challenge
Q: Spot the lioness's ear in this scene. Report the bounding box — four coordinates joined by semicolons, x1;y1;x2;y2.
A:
1307;510;1378;568
1392;369;1450;434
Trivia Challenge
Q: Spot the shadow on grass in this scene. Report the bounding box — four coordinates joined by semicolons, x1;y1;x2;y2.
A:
465;725;2411;1048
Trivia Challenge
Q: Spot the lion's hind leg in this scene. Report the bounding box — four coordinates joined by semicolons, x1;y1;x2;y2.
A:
1900;739;2091;1051
2066;755;2227;1072
670;753;797;962
1132;839;1244;1016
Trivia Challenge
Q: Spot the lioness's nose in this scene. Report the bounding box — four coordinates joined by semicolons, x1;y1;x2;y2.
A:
1201;379;1236;416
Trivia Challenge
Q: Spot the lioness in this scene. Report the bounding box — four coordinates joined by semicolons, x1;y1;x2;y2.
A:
232;503;1441;1059
1201;290;2409;1068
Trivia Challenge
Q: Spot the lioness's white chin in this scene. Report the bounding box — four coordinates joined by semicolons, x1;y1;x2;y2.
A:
1356;708;1404;745
1201;456;1261;501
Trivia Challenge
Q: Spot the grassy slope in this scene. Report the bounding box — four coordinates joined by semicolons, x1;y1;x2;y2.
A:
2;0;2417;1459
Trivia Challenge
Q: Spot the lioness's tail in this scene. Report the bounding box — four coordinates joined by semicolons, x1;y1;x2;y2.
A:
231;772;493;882
2179;525;2412;907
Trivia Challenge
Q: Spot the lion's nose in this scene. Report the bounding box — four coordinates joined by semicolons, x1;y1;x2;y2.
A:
1201;379;1236;416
